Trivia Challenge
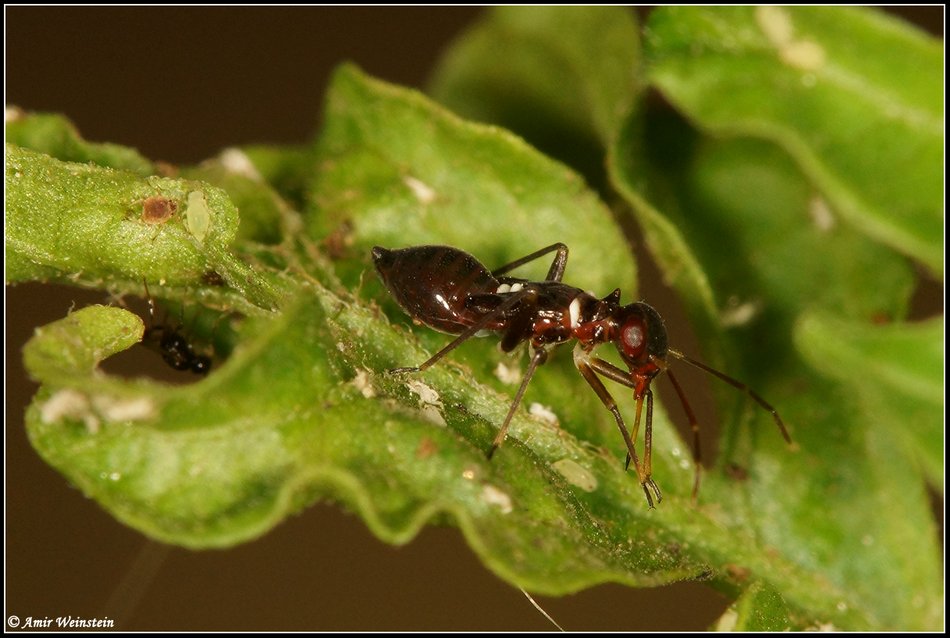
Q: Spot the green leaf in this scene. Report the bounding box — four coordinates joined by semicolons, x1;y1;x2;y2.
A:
181;149;301;245
645;7;944;278
429;6;640;175
609;90;936;629
12;56;942;631
795;312;943;489
6;108;155;175
714;581;793;631
241;143;315;211
4;144;282;311
610;61;941;628
308;63;636;298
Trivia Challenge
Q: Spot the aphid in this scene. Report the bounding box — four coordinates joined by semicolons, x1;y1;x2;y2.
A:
142;281;211;375
372;244;791;508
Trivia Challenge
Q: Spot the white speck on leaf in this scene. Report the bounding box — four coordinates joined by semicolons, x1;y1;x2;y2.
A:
552;459;598;492
481;484;513;514
528;403;559;426
403;175;437;205
352;369;376;399
494;361;521;385
809;196;836;232
218;147;262;180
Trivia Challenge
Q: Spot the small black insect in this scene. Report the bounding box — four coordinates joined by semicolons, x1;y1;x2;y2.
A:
142;281;211;375
373;244;791;508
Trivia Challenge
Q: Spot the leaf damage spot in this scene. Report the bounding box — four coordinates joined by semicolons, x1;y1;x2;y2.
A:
5;105;24;123
407;378;442;407
719;296;762;328
552;458;598;492
403;175;437;205
755;6;826;72
528;402;559;427
39;389;157;434
494;361;521;385
40;389;99;432
481;484;513;514
92;395;157;423
406;379;446;426
351;369;377;399
809;195;836;232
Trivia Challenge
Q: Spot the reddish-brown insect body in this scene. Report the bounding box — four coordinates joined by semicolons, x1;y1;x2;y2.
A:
373;244;791;507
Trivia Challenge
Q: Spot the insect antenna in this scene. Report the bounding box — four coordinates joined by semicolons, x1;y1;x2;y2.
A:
667;348;792;445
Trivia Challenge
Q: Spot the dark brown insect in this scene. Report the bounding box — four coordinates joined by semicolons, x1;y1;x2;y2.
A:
373;244;791;507
142;281;211;375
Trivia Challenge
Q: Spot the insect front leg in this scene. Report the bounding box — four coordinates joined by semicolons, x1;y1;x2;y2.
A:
572;344;661;508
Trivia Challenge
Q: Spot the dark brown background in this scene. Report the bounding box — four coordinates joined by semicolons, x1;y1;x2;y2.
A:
6;7;943;631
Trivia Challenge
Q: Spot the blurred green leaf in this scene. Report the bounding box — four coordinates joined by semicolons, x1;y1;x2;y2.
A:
645;6;943;278
429;6;640;177
714;580;793;631
795;312;943;489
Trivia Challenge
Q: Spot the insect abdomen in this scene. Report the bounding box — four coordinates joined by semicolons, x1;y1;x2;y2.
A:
372;245;499;334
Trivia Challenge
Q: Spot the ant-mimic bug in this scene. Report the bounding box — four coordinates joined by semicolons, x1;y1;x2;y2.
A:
141;280;212;375
373;244;792;508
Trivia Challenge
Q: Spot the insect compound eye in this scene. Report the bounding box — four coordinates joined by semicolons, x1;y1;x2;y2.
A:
617;303;668;364
620;317;647;360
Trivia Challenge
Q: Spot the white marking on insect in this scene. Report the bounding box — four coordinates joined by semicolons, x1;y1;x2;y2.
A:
496;282;524;295
569;297;581;329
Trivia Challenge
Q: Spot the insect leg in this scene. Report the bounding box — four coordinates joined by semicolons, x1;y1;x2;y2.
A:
389;289;535;374
573;345;660;507
491;243;569;282
664;369;702;502
487;346;548;459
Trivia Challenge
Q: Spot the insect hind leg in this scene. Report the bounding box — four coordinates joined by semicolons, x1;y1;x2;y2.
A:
491;243;569;282
387;289;535;374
